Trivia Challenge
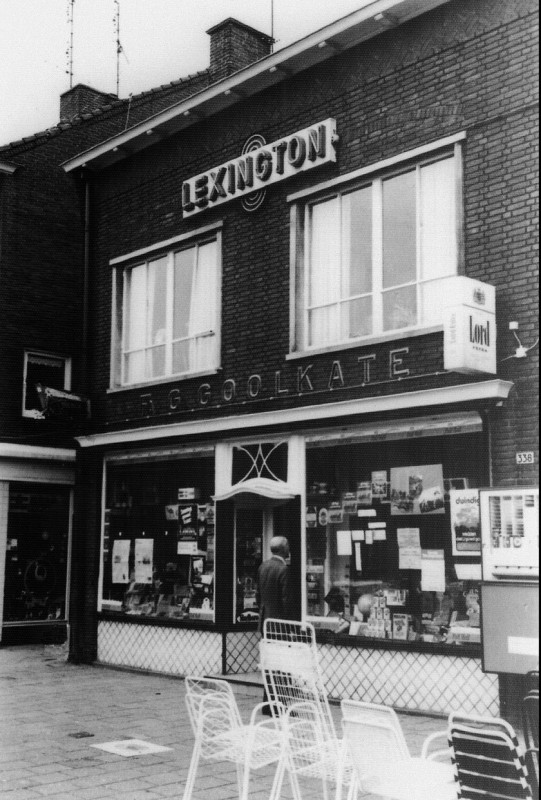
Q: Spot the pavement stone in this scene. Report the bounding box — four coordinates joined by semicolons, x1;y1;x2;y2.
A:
0;642;452;799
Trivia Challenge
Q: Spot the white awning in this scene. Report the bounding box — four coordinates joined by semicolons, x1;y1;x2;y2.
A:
213;477;295;506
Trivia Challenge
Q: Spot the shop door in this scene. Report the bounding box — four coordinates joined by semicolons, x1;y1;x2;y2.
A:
214;497;302;626
3;485;72;625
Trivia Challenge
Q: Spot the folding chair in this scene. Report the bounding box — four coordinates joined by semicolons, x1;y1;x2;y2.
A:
260;620;357;800
341;699;455;800
182;676;283;800
448;712;534;800
522;689;539;799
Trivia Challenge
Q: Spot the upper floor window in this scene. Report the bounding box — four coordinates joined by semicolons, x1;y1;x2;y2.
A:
112;232;221;387
293;150;460;351
23;351;71;418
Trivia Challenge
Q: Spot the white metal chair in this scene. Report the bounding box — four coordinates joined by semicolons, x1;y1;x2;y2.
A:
340;699;455;800
260;620;357;800
182;676;284;800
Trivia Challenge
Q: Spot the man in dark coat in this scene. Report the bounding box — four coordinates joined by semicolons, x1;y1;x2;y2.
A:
256;536;292;715
256;535;291;632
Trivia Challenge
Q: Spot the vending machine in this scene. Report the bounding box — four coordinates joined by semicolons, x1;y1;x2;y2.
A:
479;487;539;676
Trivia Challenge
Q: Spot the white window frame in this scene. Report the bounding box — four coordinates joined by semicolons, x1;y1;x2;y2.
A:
289;136;464;356
22;350;72;418
110;224;222;389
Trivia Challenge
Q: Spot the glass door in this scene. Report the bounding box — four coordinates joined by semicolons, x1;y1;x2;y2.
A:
234;508;264;623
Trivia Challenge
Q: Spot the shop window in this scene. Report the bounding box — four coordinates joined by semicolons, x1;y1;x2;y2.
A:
112;233;221;387
4;485;71;622
23;351;71;418
305;432;485;649
293;151;459;351
101;455;215;621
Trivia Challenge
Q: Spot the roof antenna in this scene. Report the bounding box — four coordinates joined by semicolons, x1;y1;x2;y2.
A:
271;0;275;53
114;0;122;96
66;0;75;89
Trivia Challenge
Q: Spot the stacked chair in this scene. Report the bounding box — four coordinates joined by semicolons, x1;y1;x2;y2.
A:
448;712;535;800
260;618;357;800
522;672;539;800
182;676;284;800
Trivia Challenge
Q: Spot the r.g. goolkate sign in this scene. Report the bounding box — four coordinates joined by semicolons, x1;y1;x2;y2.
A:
182;118;337;217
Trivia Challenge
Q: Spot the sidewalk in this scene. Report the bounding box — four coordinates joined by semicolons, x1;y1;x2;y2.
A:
0;643;450;799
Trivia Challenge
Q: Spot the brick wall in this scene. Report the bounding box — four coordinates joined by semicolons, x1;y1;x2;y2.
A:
87;0;537;491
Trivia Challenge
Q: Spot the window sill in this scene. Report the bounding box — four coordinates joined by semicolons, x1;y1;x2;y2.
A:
315;629;481;658
107;368;221;393
286;325;443;361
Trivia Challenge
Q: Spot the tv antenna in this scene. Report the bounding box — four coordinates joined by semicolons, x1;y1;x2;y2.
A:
66;0;75;89
271;0;275;53
113;0;125;96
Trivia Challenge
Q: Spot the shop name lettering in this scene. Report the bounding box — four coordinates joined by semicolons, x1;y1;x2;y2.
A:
136;349;411;417
181;119;337;217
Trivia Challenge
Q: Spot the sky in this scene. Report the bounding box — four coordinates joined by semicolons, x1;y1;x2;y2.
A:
0;0;372;146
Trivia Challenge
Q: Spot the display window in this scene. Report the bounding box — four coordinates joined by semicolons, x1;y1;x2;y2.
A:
305;431;486;647
4;485;71;623
101;454;215;621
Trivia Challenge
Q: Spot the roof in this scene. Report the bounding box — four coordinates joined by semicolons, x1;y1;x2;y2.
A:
62;0;451;173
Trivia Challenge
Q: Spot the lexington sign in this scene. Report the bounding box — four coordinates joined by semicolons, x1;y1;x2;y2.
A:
182;118;337;217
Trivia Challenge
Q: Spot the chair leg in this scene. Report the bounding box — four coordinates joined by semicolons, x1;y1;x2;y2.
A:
182;741;201;800
236;762;245;799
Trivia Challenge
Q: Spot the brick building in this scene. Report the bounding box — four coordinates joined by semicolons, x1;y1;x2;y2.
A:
0;48;219;644
8;0;539;717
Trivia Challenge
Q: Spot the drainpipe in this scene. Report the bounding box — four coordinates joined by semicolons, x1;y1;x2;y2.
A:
81;173;90;393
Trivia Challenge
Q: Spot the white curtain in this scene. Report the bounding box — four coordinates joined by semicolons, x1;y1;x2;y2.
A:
125;263;146;383
308;197;341;346
189;240;217;369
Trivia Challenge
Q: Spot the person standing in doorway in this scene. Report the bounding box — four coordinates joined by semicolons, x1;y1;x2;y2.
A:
256;536;292;715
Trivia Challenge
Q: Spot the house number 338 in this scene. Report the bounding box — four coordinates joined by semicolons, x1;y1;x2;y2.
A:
516;452;535;465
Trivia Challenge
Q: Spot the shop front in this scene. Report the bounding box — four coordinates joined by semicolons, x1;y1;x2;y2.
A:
0;446;75;645
88;384;510;717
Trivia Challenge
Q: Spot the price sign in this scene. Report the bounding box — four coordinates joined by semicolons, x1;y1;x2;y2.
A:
516;452;535;465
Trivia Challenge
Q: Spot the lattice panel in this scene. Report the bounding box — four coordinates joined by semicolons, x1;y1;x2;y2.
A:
225;631;260;673
98;621;222;677
318;645;499;717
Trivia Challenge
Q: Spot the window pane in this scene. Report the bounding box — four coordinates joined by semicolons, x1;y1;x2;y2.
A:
190;241;217;336
172;340;191;374
126;264;147;350
147;345;165;378
309;305;340;347
420;158;456;280
383;170;416;289
308;197;341;307
343;187;372;296
343;296;373;339
382;285;417;331
125;350;145;384
147;257;167;348
173;248;195;340
25;356;65;412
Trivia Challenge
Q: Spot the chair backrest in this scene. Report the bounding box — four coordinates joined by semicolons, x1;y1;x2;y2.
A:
341;699;411;759
522;690;539;799
283;701;345;783
448;713;533;800
260;618;336;739
341;699;411;783
184;676;241;737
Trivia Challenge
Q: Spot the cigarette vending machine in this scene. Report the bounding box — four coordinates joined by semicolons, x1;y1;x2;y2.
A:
479;487;539;676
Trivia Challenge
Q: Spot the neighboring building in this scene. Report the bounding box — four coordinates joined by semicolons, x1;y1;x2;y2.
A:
11;0;541;721
0;51;218;645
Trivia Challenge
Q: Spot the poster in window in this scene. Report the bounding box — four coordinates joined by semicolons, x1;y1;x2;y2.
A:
371;471;388;501
450;489;481;555
112;539;130;583
134;538;153;584
390;464;445;515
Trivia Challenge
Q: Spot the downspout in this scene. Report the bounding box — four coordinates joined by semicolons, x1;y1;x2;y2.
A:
81;173;91;393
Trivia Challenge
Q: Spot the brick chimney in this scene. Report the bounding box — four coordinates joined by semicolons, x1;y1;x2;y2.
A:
207;18;273;82
60;84;117;123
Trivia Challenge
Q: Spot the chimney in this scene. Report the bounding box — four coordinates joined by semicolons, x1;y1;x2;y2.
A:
60;84;117;123
207;18;273;82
